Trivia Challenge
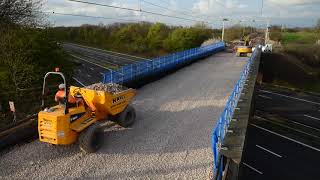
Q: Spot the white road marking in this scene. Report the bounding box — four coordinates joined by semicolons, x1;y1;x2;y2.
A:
90;67;94;71
87;74;92;77
66;43;152;61
242;162;263;175
255;114;320;132
77;69;81;72
256;144;282;158
259;90;320;105
255;116;320;139
291;120;320;132
100;72;104;75
251;123;320;152
72;77;85;87
258;95;272;99
70;54;112;71
304;114;320;121
79;52;119;66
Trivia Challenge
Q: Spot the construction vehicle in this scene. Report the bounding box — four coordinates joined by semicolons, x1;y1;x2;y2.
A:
236;36;252;57
38;72;136;153
262;44;272;53
236;46;252;57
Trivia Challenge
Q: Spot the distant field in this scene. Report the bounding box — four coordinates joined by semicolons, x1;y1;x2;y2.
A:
268;31;320;93
282;32;320;45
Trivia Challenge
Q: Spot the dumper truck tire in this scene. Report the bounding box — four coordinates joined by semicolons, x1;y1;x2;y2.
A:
79;122;103;153
117;105;136;127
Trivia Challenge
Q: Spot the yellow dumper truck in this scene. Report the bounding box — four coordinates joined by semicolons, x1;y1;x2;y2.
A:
38;72;136;152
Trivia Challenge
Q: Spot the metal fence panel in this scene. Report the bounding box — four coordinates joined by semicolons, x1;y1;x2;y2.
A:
211;47;260;179
102;42;225;84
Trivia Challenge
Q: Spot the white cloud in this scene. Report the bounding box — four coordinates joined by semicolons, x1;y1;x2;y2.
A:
42;0;147;26
268;0;320;6
265;0;320;19
238;4;248;9
191;0;251;21
41;0;320;27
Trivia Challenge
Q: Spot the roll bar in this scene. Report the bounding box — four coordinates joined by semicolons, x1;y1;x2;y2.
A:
41;72;69;114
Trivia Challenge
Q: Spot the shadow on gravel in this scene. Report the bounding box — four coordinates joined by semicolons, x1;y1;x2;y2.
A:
96;105;222;155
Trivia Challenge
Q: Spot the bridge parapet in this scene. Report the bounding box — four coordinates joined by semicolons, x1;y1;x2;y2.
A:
212;46;262;179
103;42;225;86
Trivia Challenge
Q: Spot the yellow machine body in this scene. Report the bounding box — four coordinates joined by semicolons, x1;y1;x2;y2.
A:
38;85;136;145
236;46;252;57
69;86;136;118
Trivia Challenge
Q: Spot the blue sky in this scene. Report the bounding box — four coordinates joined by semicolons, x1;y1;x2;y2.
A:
43;0;320;28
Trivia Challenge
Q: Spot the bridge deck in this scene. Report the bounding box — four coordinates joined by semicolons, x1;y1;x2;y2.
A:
0;52;247;179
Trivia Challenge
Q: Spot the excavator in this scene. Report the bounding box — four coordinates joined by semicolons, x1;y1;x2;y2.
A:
236;36;252;57
38;71;136;152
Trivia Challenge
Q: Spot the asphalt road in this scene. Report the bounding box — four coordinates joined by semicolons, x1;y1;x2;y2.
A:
63;43;147;67
62;43;149;86
256;85;320;129
0;52;247;179
239;85;320;180
71;55;109;86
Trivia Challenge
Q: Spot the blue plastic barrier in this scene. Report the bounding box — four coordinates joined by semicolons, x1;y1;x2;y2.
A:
211;47;260;179
103;42;225;84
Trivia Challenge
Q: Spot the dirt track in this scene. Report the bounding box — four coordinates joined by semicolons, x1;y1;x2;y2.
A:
0;52;246;179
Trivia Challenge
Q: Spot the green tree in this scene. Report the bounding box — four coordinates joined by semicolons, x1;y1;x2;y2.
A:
113;23;150;52
147;23;169;49
0;0;42;27
164;27;212;52
0;27;73;92
224;25;243;41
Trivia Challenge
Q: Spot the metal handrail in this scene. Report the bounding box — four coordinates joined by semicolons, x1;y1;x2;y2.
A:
211;47;260;179
103;42;225;84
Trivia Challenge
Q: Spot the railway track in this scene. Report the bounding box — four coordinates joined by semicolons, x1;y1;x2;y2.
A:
0;115;37;152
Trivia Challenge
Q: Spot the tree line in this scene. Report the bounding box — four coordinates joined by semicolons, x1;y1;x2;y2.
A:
49;22;217;57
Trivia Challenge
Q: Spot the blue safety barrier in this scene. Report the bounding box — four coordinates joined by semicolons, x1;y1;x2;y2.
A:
211;47;260;179
103;42;225;84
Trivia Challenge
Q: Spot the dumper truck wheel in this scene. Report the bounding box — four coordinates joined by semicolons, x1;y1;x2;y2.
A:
117;105;136;127
79;122;103;153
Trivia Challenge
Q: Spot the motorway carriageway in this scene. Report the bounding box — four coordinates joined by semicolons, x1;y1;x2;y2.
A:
0;51;247;179
62;43;150;86
239;85;320;180
63;43;149;66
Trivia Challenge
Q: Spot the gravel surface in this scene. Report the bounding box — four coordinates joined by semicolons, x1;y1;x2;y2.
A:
0;52;247;179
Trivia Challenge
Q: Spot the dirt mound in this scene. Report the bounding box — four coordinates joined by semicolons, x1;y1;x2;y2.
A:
201;38;221;47
260;53;315;85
